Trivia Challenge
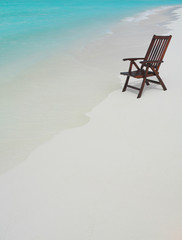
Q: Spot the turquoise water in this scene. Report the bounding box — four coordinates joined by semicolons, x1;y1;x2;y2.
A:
0;0;182;72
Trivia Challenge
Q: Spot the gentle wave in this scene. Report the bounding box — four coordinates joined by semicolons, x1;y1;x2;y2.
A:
123;6;175;22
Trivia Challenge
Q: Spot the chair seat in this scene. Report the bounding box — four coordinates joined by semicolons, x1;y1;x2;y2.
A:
120;69;155;79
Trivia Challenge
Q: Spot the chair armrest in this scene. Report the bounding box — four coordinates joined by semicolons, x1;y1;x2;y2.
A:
140;60;163;66
123;58;144;61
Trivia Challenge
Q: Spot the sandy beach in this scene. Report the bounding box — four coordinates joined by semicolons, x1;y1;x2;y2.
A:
0;5;180;174
0;5;182;240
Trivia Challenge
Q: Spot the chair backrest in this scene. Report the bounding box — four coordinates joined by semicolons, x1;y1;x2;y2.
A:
143;35;172;70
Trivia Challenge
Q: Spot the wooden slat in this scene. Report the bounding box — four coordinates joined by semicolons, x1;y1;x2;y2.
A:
156;39;165;61
146;79;160;85
143;35;172;71
156;39;165;60
120;70;155;78
151;38;159;60
153;40;162;67
148;38;158;61
160;37;171;62
127;85;140;91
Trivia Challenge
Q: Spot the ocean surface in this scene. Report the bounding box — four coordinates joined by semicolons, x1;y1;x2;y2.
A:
0;0;182;78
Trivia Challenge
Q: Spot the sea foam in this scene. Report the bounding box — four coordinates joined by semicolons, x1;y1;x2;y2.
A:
123;6;174;23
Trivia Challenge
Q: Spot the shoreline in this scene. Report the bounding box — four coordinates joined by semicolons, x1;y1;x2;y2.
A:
0;5;181;174
0;5;182;240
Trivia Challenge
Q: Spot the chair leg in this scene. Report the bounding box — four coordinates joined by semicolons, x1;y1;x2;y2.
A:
137;77;146;98
151;66;167;91
122;76;130;92
155;74;167;91
137;67;149;98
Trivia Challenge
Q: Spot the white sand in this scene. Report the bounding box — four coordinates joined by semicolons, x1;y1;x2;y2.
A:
0;6;182;240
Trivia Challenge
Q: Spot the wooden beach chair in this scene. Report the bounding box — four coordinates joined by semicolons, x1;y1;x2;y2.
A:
120;35;172;98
